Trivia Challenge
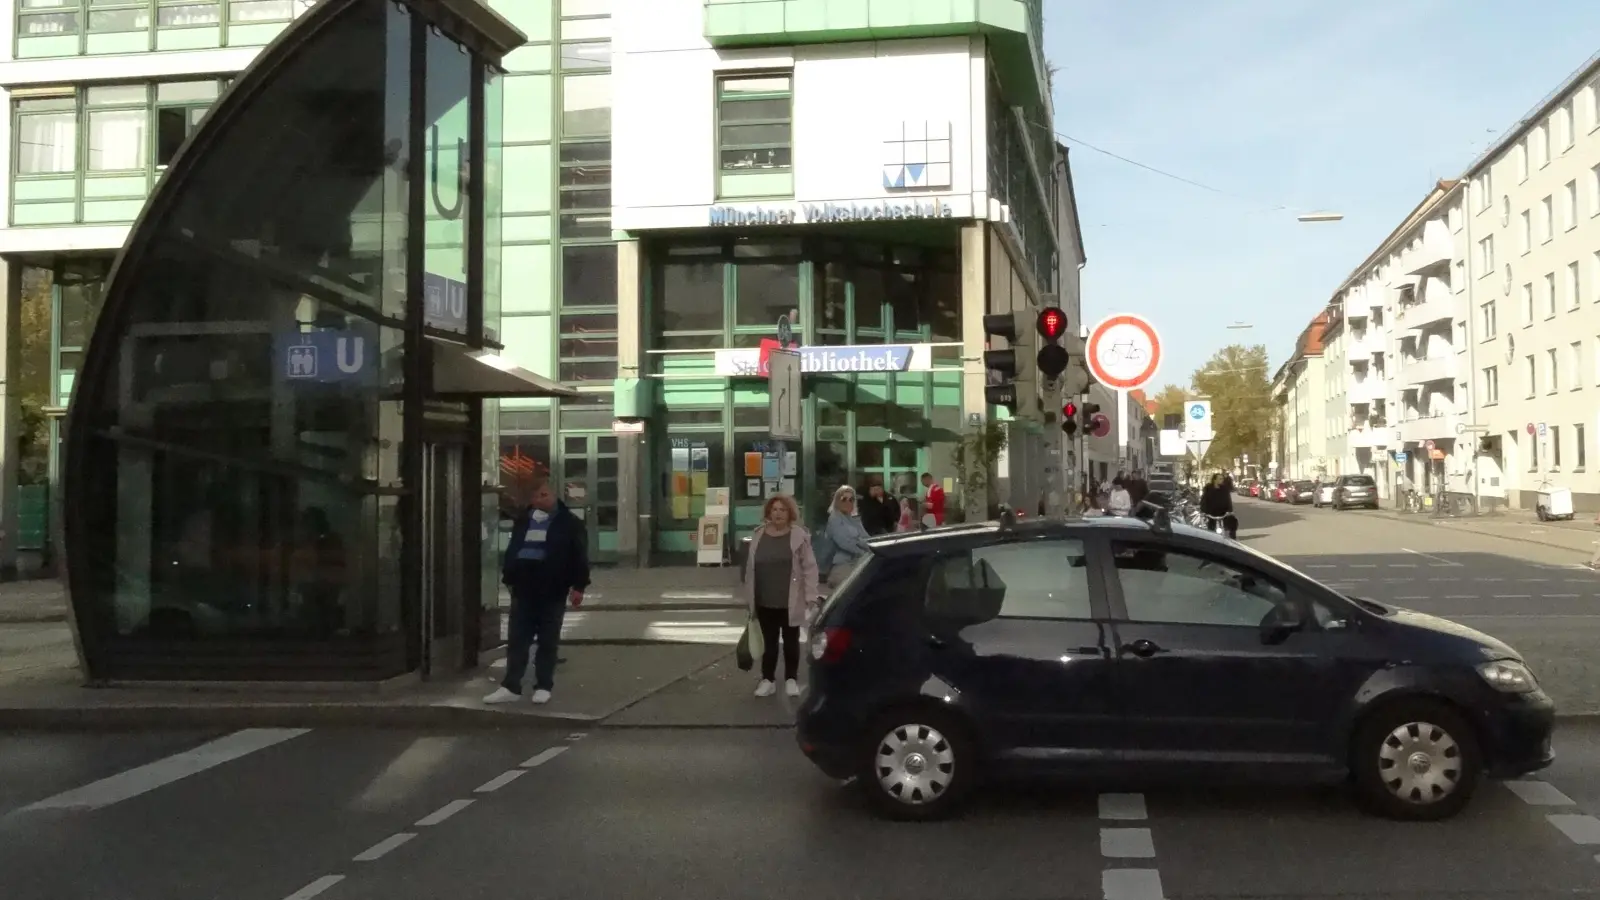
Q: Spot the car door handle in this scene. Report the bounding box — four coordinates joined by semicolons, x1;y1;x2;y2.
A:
1120;639;1165;658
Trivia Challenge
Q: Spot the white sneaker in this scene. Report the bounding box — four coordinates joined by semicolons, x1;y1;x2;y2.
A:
754;679;776;697
785;679;802;697
483;687;520;704
531;689;552;705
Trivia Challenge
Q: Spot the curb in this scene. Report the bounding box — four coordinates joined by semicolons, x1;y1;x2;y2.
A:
0;612;67;625
599;722;792;730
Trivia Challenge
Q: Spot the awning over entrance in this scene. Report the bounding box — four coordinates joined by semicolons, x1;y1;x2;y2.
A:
430;339;578;398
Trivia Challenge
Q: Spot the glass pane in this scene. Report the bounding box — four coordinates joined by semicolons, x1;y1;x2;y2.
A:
559;311;617;333
559;16;610;40
559;141;609;163
561;74;610;137
663;435;724;524
561;244;617;307
90;8;150;31
156;107;192;167
87;85;148;105
484;69;505;338
560;0;610;16
720;76;790;96
719;98;789;122
852;264;884;332
734;259;799;327
422;29;472;334
559;336;616;357
720;146;790;171
18;10;78;36
560;360;615;381
66;0;415;655
559;213;611;239
158;3;221;27
558;187;610;210
87;109;148;171
559;160;610;186
157;81;219;102
719;122;789;146
658;256;724;332
229;0;297;23
16;113;77;175
559;40;609;69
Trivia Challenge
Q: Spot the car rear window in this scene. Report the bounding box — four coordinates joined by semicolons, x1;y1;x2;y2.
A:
1341;476;1375;486
1294;481;1313;489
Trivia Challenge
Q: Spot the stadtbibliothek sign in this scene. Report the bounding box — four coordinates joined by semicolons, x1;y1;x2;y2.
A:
714;343;937;377
709;198;956;227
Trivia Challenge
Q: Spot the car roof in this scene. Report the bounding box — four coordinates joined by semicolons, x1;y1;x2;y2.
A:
864;515;1233;559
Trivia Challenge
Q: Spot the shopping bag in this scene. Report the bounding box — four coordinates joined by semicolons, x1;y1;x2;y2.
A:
735;616;763;671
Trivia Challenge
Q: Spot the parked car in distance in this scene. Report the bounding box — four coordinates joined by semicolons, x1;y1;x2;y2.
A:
796;513;1554;823
1333;474;1380;510
1292;481;1317;504
1271;482;1292;502
1248;482;1263;498
1313;482;1337;508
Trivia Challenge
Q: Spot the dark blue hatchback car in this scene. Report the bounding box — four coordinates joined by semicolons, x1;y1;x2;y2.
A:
796;511;1555;821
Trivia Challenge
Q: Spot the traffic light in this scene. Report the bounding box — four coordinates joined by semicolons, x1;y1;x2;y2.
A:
1081;402;1102;432
1061;401;1078;436
1035;307;1069;380
982;312;1021;410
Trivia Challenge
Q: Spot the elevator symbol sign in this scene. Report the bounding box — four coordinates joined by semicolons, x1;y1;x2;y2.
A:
276;329;376;385
287;345;318;378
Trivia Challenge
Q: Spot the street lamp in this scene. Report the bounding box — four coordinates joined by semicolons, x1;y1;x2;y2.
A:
1297;212;1344;223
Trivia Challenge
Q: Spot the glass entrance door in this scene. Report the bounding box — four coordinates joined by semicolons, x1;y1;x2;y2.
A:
419;442;465;676
855;440;923;502
559;434;620;564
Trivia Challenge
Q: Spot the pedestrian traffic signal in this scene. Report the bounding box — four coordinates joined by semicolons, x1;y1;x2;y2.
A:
1080;402;1101;431
1061;400;1079;436
1035;306;1069;380
1036;307;1069;341
982;312;1023;410
1062;401;1078;418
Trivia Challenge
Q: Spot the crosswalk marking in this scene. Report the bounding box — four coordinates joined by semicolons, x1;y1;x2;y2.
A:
21;728;309;812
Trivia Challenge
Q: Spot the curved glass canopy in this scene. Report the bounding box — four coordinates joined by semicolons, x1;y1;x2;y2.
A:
62;0;535;681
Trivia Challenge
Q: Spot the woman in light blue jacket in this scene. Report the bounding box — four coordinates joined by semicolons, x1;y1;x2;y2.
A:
823;485;873;588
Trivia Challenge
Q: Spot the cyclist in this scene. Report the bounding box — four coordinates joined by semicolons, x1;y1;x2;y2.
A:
1199;473;1233;535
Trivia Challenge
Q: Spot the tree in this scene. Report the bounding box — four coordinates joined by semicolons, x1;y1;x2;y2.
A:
1148;383;1190;426
1190;344;1274;471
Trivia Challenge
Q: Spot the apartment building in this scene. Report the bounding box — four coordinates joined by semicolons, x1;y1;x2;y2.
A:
1274;50;1600;509
1269;311;1329;480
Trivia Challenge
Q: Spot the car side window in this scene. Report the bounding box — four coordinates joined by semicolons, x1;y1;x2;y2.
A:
926;539;1093;623
1110;541;1288;628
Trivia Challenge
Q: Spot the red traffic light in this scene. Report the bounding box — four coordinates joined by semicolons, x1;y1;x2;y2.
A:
1062;401;1078;418
1036;307;1068;341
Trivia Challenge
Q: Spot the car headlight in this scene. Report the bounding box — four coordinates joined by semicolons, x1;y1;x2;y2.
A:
1476;659;1538;693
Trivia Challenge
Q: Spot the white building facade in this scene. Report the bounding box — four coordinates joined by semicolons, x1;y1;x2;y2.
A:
1277;50;1600;510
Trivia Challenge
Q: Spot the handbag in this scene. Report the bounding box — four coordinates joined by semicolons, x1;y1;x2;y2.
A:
735;613;763;671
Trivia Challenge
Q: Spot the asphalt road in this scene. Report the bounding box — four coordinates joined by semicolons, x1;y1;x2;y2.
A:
5;504;1600;900
3;723;1600;900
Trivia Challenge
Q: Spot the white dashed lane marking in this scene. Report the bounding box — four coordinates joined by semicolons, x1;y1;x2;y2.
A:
474;770;527;793
352;832;416;862
1101;828;1157;858
1546;814;1600;845
521;746;570;768
1098;792;1148;820
1103;868;1166;900
1503;781;1575;806
414;799;475;826
1502;780;1600;853
1098;792;1164;898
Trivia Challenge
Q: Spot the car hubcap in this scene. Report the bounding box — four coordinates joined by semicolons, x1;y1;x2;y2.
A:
1377;721;1461;804
875;723;955;806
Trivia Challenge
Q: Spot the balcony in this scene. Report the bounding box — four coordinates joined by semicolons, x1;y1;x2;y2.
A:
1347;376;1385;403
1398;414;1465;444
1399;277;1455;332
1347;329;1381;358
1402;354;1457;386
1348;427;1389;449
1402;218;1454;276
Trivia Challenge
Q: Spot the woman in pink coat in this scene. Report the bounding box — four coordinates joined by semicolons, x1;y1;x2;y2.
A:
741;493;821;697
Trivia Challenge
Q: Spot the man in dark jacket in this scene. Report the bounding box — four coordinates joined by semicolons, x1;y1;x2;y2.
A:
484;475;590;706
859;479;900;535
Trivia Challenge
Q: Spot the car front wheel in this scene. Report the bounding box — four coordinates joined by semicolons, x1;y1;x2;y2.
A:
1352;700;1481;821
858;710;975;821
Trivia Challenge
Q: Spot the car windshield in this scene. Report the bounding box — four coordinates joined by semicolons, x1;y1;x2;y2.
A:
1294;481;1313;490
1149;480;1177;493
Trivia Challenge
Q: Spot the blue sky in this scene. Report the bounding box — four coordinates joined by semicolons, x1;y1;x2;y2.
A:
1045;0;1600;389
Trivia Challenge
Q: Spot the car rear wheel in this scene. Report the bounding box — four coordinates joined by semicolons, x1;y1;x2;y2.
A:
1352;700;1481;821
858;709;975;821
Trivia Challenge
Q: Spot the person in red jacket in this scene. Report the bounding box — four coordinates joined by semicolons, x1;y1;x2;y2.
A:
920;472;946;526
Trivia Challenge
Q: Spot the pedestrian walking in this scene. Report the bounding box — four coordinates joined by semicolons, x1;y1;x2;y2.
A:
859;478;900;536
920;472;946;526
484;474;590;706
741;493;819;698
823;485;873;588
1107;477;1133;516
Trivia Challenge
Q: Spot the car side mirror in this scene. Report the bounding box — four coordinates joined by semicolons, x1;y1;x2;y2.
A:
1259;606;1303;645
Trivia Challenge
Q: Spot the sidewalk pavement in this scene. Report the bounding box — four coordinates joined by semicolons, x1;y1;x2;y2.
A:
1362;504;1600;557
0;565;748;730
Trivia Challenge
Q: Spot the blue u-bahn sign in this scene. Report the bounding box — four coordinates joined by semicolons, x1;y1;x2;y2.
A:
275;327;378;386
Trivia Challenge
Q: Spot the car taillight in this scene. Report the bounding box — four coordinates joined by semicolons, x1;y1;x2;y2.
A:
811;626;853;663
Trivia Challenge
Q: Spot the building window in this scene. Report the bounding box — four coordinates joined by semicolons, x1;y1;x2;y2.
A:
1573;341;1584;389
1545;271;1557;318
1564;180;1579;231
1516;140;1528;182
1519;209;1531;254
1477;235;1493;274
1528;430;1539;472
14;96;76;174
1533;123;1548;167
1526;353;1536;397
1540;195;1553;242
1590;163;1600;218
1547;347;1559;394
1453;258;1465;289
1578;423;1588;470
557;140;611;239
560;73;610;137
15;0;299;58
1482;365;1499;405
1480;300;1496;339
1522;282;1533;324
716;73;793;174
12;79;224;225
1555;103;1573;153
1552;425;1563;468
1568;261;1581;311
